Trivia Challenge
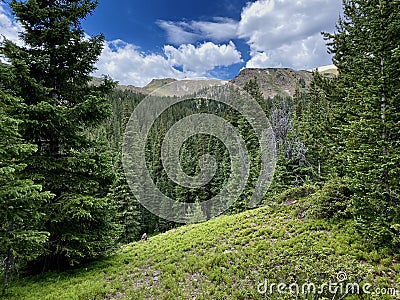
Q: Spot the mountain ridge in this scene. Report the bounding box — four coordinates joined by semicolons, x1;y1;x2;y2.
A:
113;67;314;98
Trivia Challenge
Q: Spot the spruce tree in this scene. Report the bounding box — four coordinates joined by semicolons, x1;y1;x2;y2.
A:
293;71;336;182
0;0;118;270
110;160;141;244
243;78;266;112
0;88;53;289
324;0;400;247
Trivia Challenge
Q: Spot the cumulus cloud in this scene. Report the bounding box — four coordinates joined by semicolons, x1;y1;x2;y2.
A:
1;0;343;84
164;41;242;73
157;0;341;70
0;4;241;87
238;0;341;69
246;51;270;68
157;18;238;45
246;35;332;70
94;40;184;87
238;0;340;50
0;4;23;45
95;40;242;86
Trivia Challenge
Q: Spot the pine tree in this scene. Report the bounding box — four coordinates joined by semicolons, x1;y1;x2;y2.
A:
0;88;53;289
186;197;206;223
293;71;336;182
110;159;141;244
237;79;264;209
243;77;266;112
323;0;400;247
0;0;118;270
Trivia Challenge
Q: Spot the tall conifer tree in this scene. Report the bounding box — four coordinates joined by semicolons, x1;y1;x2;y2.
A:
0;88;53;288
0;0;118;270
324;0;400;247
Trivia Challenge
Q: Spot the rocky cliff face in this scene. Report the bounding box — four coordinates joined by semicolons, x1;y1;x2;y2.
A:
230;68;312;98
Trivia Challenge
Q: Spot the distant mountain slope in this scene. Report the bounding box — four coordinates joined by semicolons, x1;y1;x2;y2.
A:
103;68;313;98
230;68;313;98
317;64;339;77
142;79;229;97
140;78;178;94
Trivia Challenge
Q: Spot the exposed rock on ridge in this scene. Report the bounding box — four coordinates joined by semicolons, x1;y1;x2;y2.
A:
230;68;312;98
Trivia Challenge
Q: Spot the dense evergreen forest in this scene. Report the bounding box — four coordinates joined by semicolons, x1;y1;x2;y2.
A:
0;0;399;294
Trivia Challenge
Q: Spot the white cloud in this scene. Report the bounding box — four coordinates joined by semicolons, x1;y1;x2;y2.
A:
271;34;331;69
0;4;23;45
94;40;184;87
238;0;340;50
1;0;343;85
0;4;241;87
157;0;341;70
246;35;332;70
246;51;270;68
95;40;242;86
238;0;341;69
164;41;242;74
156;21;201;45
157;18;238;45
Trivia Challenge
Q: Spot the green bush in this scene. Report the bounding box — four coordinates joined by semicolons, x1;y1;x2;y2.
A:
309;179;352;220
265;184;318;205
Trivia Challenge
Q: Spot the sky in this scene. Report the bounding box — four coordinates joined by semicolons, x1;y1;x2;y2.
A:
0;0;342;87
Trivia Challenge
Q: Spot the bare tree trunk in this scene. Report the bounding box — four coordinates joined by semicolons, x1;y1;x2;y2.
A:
318;154;321;180
2;250;12;294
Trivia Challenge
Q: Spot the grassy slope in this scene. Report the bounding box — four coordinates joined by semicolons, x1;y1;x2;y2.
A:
3;200;400;300
320;68;339;77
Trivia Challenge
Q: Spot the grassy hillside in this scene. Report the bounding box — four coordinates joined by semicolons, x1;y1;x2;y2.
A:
3;196;399;300
320;68;339;77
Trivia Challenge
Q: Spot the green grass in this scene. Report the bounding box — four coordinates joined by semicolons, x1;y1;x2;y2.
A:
2;200;400;299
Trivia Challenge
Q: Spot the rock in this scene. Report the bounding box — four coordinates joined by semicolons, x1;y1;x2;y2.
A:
230;68;312;99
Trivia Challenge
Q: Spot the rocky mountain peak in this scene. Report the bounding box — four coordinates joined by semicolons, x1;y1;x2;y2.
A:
110;68;315;98
230;68;312;98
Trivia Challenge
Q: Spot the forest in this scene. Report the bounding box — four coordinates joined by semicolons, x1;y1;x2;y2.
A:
0;0;399;298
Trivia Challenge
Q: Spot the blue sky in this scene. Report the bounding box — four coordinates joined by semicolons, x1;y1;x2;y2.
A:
0;0;342;86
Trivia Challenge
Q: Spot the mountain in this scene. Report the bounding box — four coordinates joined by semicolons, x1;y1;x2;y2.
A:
139;78;178;94
141;78;229;97
110;68;313;98
7;193;398;299
230;68;312;98
317;64;339;77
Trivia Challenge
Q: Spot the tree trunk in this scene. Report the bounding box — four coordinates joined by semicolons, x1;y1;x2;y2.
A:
2;250;12;293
